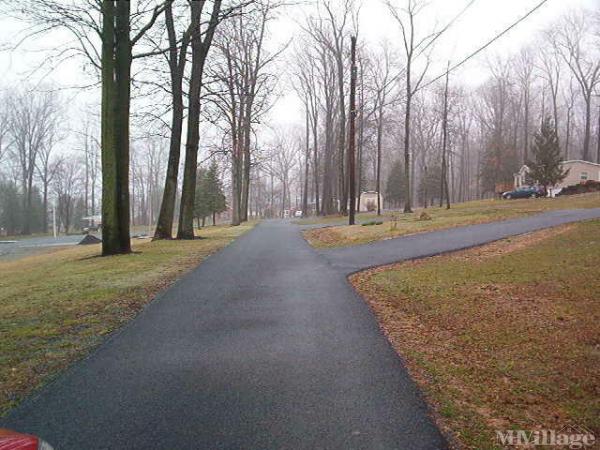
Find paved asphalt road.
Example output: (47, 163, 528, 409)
(320, 208, 600, 273)
(3, 208, 600, 449)
(0, 234, 104, 261)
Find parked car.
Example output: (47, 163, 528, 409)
(82, 224, 101, 233)
(294, 210, 303, 218)
(502, 186, 545, 199)
(0, 428, 54, 449)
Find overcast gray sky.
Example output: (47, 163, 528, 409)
(0, 0, 597, 147)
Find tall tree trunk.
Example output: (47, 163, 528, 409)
(583, 94, 592, 161)
(241, 128, 251, 222)
(376, 103, 383, 216)
(347, 36, 357, 225)
(177, 3, 203, 240)
(523, 90, 529, 163)
(356, 62, 364, 213)
(101, 0, 130, 255)
(440, 66, 450, 209)
(403, 61, 413, 213)
(177, 1, 221, 238)
(114, 0, 132, 252)
(336, 54, 347, 215)
(312, 111, 320, 216)
(154, 2, 189, 240)
(42, 183, 48, 234)
(231, 139, 241, 225)
(302, 103, 309, 216)
(596, 105, 600, 163)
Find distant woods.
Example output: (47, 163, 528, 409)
(0, 0, 599, 250)
(292, 0, 600, 216)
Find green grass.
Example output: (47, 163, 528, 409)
(303, 192, 600, 248)
(0, 222, 255, 415)
(351, 220, 600, 449)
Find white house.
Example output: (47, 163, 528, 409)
(514, 160, 600, 190)
(557, 160, 600, 187)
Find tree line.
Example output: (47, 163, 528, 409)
(1, 0, 598, 252)
(291, 1, 599, 216)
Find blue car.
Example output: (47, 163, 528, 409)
(502, 186, 544, 199)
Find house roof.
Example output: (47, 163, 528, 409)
(516, 160, 600, 177)
(561, 160, 600, 167)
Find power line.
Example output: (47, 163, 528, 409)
(422, 0, 550, 89)
(417, 0, 477, 58)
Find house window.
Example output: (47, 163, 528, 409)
(581, 171, 588, 181)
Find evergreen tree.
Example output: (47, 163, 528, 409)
(527, 117, 569, 192)
(194, 162, 227, 227)
(385, 160, 405, 209)
(194, 167, 210, 227)
(205, 161, 227, 225)
(418, 164, 442, 207)
(0, 179, 22, 235)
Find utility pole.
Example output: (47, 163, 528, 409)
(348, 36, 357, 225)
(596, 103, 600, 164)
(52, 198, 57, 239)
(440, 62, 451, 209)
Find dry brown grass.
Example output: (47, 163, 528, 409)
(350, 221, 600, 449)
(305, 192, 600, 248)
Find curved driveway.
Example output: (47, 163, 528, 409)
(2, 208, 599, 449)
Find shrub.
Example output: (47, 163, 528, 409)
(362, 220, 383, 226)
(557, 180, 600, 196)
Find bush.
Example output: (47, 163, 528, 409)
(362, 220, 383, 226)
(557, 180, 600, 196)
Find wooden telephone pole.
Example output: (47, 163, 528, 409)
(348, 36, 357, 225)
(440, 62, 451, 209)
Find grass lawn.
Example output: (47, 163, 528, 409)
(303, 192, 600, 248)
(293, 211, 385, 225)
(350, 220, 600, 449)
(0, 222, 255, 416)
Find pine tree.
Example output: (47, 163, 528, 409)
(194, 162, 227, 227)
(528, 117, 569, 192)
(194, 167, 210, 227)
(385, 160, 405, 209)
(206, 161, 227, 225)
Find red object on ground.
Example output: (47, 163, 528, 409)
(0, 429, 40, 450)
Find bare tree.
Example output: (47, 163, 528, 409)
(554, 10, 600, 161)
(514, 47, 536, 163)
(36, 132, 62, 233)
(9, 0, 167, 252)
(0, 97, 8, 165)
(177, 0, 222, 239)
(7, 90, 59, 235)
(321, 0, 354, 215)
(387, 0, 434, 213)
(293, 35, 324, 216)
(368, 41, 398, 215)
(537, 43, 560, 147)
(153, 0, 193, 239)
(53, 159, 81, 234)
(270, 132, 298, 216)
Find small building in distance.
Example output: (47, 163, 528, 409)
(359, 191, 383, 212)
